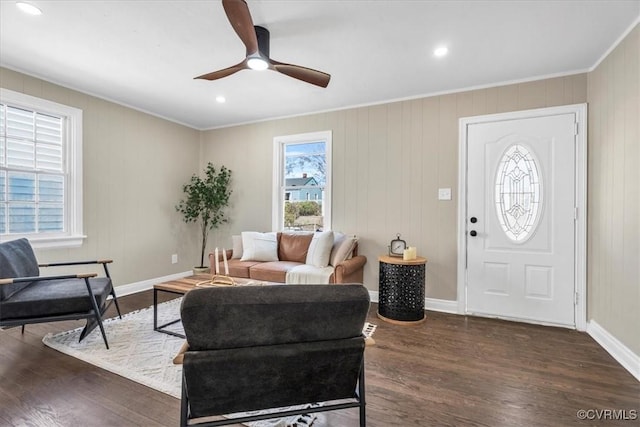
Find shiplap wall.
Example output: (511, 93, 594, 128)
(587, 24, 639, 355)
(0, 67, 201, 285)
(201, 73, 587, 300)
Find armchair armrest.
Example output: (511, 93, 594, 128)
(39, 259, 113, 267)
(39, 259, 114, 280)
(173, 341, 189, 365)
(0, 272, 97, 285)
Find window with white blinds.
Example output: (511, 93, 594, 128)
(0, 88, 84, 248)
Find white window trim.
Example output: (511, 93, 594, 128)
(0, 88, 85, 249)
(272, 130, 332, 232)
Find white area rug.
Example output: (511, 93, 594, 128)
(43, 298, 375, 427)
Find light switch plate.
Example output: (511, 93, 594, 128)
(438, 188, 452, 201)
(171, 254, 178, 264)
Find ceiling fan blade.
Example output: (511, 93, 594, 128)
(194, 60, 248, 81)
(270, 59, 331, 88)
(222, 0, 259, 56)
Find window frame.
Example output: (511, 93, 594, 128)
(0, 88, 84, 248)
(272, 130, 332, 232)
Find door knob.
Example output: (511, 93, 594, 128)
(470, 230, 477, 237)
(470, 217, 477, 223)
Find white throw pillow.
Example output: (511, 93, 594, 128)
(240, 232, 279, 262)
(330, 233, 358, 266)
(305, 231, 334, 268)
(231, 235, 243, 259)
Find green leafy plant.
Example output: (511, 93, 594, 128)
(176, 163, 232, 268)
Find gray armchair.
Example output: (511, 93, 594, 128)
(0, 238, 121, 348)
(179, 284, 371, 427)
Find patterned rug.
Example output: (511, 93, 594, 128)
(42, 298, 375, 427)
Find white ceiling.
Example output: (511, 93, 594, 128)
(1, 1, 638, 130)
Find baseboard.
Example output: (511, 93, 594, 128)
(587, 320, 640, 382)
(368, 291, 458, 314)
(114, 271, 192, 297)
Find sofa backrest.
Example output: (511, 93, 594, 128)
(0, 238, 40, 300)
(277, 231, 313, 263)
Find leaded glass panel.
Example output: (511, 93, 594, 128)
(494, 144, 542, 242)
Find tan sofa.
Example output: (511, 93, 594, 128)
(209, 231, 366, 284)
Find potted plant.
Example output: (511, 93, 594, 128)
(176, 163, 232, 273)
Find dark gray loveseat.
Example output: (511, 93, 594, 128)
(179, 284, 371, 426)
(0, 238, 120, 348)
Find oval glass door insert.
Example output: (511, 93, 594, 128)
(494, 144, 542, 242)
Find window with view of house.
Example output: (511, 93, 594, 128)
(273, 131, 331, 232)
(0, 88, 83, 248)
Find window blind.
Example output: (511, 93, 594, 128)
(0, 103, 65, 234)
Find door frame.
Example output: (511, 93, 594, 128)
(456, 104, 587, 331)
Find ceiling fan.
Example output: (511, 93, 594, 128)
(195, 0, 331, 88)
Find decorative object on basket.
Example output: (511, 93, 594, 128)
(403, 246, 418, 261)
(388, 233, 406, 257)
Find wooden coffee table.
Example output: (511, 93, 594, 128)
(153, 275, 266, 338)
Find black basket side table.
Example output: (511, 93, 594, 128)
(378, 255, 427, 324)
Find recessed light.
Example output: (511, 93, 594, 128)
(434, 46, 448, 57)
(16, 2, 42, 15)
(215, 96, 226, 103)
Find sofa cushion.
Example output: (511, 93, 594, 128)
(0, 238, 40, 301)
(330, 233, 358, 267)
(305, 231, 334, 268)
(278, 232, 313, 263)
(249, 261, 303, 283)
(241, 232, 278, 262)
(230, 235, 243, 259)
(0, 277, 112, 320)
(226, 259, 262, 279)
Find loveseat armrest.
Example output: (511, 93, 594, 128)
(334, 255, 367, 284)
(0, 272, 97, 285)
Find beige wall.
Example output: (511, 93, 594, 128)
(201, 74, 587, 300)
(0, 67, 201, 287)
(587, 25, 639, 355)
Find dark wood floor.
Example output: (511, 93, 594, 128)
(1, 290, 638, 427)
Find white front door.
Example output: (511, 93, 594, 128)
(463, 109, 579, 327)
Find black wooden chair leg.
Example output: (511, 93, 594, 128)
(111, 288, 122, 319)
(181, 375, 189, 427)
(21, 325, 25, 334)
(359, 361, 366, 427)
(81, 277, 110, 349)
(103, 263, 122, 319)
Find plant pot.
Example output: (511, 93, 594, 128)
(192, 266, 210, 275)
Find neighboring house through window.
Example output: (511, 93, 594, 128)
(273, 131, 331, 232)
(0, 88, 84, 248)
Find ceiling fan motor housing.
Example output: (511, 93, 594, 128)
(255, 26, 270, 58)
